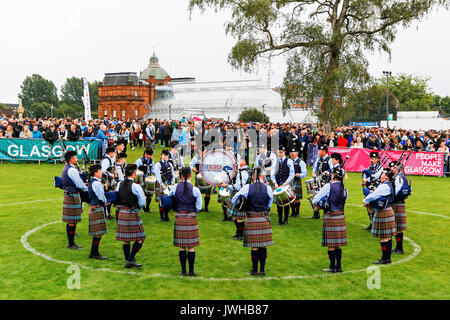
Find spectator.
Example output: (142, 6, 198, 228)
(19, 125, 33, 139)
(67, 125, 80, 141)
(32, 126, 43, 139)
(352, 137, 364, 148)
(44, 124, 59, 144)
(337, 133, 348, 147)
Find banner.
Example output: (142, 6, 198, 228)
(82, 78, 91, 121)
(0, 139, 101, 162)
(328, 147, 445, 177)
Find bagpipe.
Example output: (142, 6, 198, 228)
(392, 151, 413, 202)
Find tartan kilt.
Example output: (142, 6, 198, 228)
(292, 178, 303, 200)
(62, 192, 83, 224)
(155, 181, 163, 202)
(227, 196, 246, 219)
(392, 201, 407, 232)
(173, 211, 200, 248)
(144, 137, 152, 149)
(88, 205, 108, 237)
(371, 207, 397, 238)
(116, 206, 146, 241)
(243, 212, 273, 248)
(322, 211, 347, 248)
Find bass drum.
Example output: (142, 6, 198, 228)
(199, 150, 238, 186)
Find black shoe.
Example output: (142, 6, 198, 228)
(89, 254, 108, 260)
(107, 215, 114, 220)
(160, 218, 165, 222)
(125, 260, 142, 268)
(180, 272, 187, 277)
(392, 248, 404, 255)
(283, 221, 288, 225)
(188, 272, 197, 277)
(237, 236, 244, 241)
(335, 267, 343, 273)
(204, 208, 210, 213)
(373, 259, 391, 265)
(309, 214, 320, 219)
(362, 224, 372, 231)
(322, 268, 336, 273)
(232, 234, 239, 240)
(259, 272, 266, 276)
(249, 270, 259, 276)
(222, 218, 229, 222)
(277, 222, 283, 225)
(143, 208, 149, 213)
(68, 244, 83, 250)
(165, 217, 170, 222)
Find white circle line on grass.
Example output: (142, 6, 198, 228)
(347, 203, 449, 220)
(21, 220, 422, 281)
(0, 198, 63, 207)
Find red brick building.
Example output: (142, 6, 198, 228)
(98, 52, 171, 119)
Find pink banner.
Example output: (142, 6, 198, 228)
(328, 147, 445, 177)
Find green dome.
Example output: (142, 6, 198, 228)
(139, 52, 170, 81)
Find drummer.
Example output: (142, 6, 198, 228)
(135, 148, 155, 213)
(271, 146, 295, 225)
(289, 148, 307, 218)
(221, 159, 251, 239)
(255, 144, 277, 184)
(330, 152, 345, 175)
(310, 145, 333, 219)
(189, 146, 212, 212)
(168, 145, 181, 171)
(231, 167, 274, 276)
(116, 152, 127, 182)
(154, 149, 176, 222)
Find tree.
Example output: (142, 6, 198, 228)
(238, 107, 270, 123)
(89, 81, 99, 112)
(18, 74, 59, 108)
(432, 95, 450, 117)
(189, 0, 448, 130)
(60, 77, 84, 107)
(384, 73, 434, 112)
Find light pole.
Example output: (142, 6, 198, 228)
(51, 105, 54, 118)
(169, 104, 172, 120)
(383, 71, 392, 128)
(262, 104, 266, 123)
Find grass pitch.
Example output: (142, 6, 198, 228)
(0, 145, 449, 300)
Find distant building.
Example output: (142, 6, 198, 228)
(98, 52, 171, 119)
(0, 103, 18, 117)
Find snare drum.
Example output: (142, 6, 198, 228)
(135, 170, 144, 185)
(273, 186, 295, 207)
(305, 179, 315, 195)
(218, 187, 231, 204)
(145, 176, 157, 193)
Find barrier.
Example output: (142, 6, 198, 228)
(0, 139, 101, 163)
(327, 147, 445, 177)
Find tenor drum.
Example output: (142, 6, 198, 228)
(273, 186, 295, 207)
(218, 187, 231, 204)
(195, 173, 209, 190)
(145, 176, 157, 193)
(135, 170, 144, 185)
(305, 179, 316, 195)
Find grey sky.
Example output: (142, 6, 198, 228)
(0, 0, 449, 104)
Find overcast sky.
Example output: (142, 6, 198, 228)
(0, 0, 449, 103)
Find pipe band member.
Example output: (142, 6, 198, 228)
(189, 146, 212, 212)
(361, 152, 383, 231)
(289, 148, 307, 218)
(115, 164, 147, 269)
(255, 144, 277, 185)
(100, 146, 116, 219)
(310, 144, 333, 219)
(154, 149, 175, 222)
(389, 161, 411, 255)
(61, 150, 88, 250)
(222, 159, 251, 240)
(168, 167, 203, 276)
(363, 168, 397, 265)
(271, 146, 295, 225)
(87, 165, 108, 260)
(135, 148, 155, 213)
(232, 168, 274, 276)
(312, 167, 348, 273)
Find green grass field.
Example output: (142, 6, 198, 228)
(0, 145, 449, 300)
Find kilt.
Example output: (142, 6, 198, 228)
(371, 207, 397, 238)
(88, 205, 108, 237)
(62, 192, 83, 224)
(144, 137, 152, 149)
(392, 201, 407, 232)
(227, 196, 246, 219)
(243, 212, 273, 248)
(116, 206, 146, 241)
(292, 178, 303, 200)
(155, 181, 163, 202)
(173, 211, 200, 248)
(321, 211, 347, 248)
